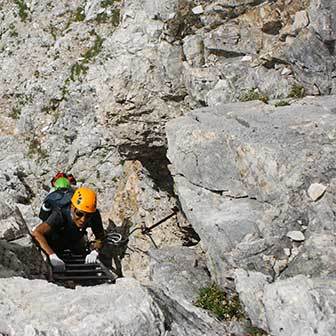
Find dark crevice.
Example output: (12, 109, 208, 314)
(14, 170, 35, 204)
(140, 154, 175, 196)
(324, 40, 335, 55)
(261, 21, 282, 35)
(175, 199, 200, 246)
(262, 57, 289, 69)
(118, 144, 175, 196)
(161, 93, 187, 102)
(207, 49, 246, 58)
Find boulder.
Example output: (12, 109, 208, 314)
(263, 276, 336, 336)
(0, 277, 229, 336)
(166, 96, 336, 282)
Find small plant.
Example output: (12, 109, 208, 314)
(49, 24, 58, 41)
(28, 138, 48, 160)
(288, 84, 305, 98)
(274, 100, 290, 107)
(245, 326, 269, 336)
(68, 33, 104, 81)
(65, 6, 85, 29)
(14, 0, 29, 22)
(95, 9, 120, 26)
(101, 0, 115, 7)
(74, 6, 85, 21)
(195, 283, 245, 320)
(70, 62, 89, 81)
(9, 23, 18, 37)
(82, 33, 104, 61)
(9, 107, 21, 119)
(239, 89, 268, 103)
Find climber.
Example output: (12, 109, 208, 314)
(32, 187, 106, 272)
(50, 172, 76, 188)
(39, 176, 74, 221)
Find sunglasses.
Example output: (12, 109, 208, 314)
(73, 208, 92, 220)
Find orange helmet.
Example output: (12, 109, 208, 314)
(71, 187, 97, 213)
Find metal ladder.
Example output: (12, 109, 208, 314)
(23, 220, 117, 286)
(49, 250, 117, 286)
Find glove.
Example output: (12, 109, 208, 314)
(49, 254, 65, 272)
(85, 250, 99, 264)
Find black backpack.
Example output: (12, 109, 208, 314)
(39, 189, 74, 221)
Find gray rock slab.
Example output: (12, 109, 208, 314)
(0, 277, 166, 336)
(281, 233, 336, 278)
(284, 29, 335, 94)
(171, 176, 264, 284)
(309, 0, 336, 42)
(0, 276, 229, 336)
(167, 96, 336, 282)
(149, 246, 211, 303)
(167, 96, 336, 204)
(235, 269, 270, 332)
(263, 275, 336, 336)
(0, 239, 46, 279)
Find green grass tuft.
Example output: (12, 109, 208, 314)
(274, 100, 290, 107)
(288, 84, 305, 98)
(82, 34, 104, 61)
(14, 0, 29, 22)
(195, 283, 245, 320)
(239, 89, 268, 103)
(9, 107, 21, 119)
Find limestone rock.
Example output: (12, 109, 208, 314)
(307, 183, 327, 201)
(0, 277, 228, 336)
(281, 233, 336, 278)
(167, 96, 336, 283)
(235, 269, 270, 332)
(149, 246, 211, 303)
(286, 230, 305, 242)
(263, 276, 336, 336)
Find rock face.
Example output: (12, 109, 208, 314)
(0, 277, 229, 336)
(235, 270, 336, 336)
(0, 0, 336, 335)
(0, 0, 335, 236)
(166, 95, 336, 334)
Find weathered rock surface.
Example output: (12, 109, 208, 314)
(149, 245, 211, 302)
(0, 238, 46, 279)
(167, 96, 336, 259)
(0, 277, 229, 336)
(167, 96, 336, 334)
(0, 0, 336, 335)
(0, 0, 334, 252)
(235, 270, 336, 336)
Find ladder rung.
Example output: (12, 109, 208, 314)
(61, 258, 85, 263)
(65, 263, 101, 268)
(53, 275, 111, 281)
(63, 269, 104, 274)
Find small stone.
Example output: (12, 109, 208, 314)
(281, 67, 292, 76)
(292, 10, 309, 32)
(307, 183, 327, 201)
(286, 231, 305, 242)
(167, 12, 176, 20)
(241, 55, 252, 62)
(192, 6, 204, 15)
(284, 248, 291, 257)
(273, 259, 289, 276)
